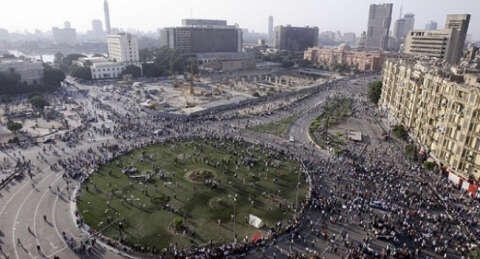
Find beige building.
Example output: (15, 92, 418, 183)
(404, 29, 459, 64)
(196, 52, 256, 72)
(0, 58, 44, 85)
(403, 14, 470, 65)
(107, 33, 139, 65)
(379, 57, 480, 182)
(304, 44, 385, 72)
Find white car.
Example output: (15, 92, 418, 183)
(289, 136, 295, 142)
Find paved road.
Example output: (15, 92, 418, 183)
(0, 75, 377, 259)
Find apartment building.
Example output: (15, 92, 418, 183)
(379, 57, 480, 192)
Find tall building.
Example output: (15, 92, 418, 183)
(274, 25, 319, 52)
(268, 16, 274, 45)
(404, 13, 415, 33)
(393, 18, 407, 40)
(425, 20, 438, 30)
(104, 0, 111, 34)
(92, 19, 104, 34)
(393, 13, 414, 41)
(52, 22, 77, 45)
(445, 14, 471, 63)
(379, 57, 480, 184)
(404, 14, 470, 64)
(404, 29, 459, 64)
(365, 3, 393, 50)
(107, 33, 139, 65)
(160, 20, 242, 54)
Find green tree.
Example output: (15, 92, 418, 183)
(29, 95, 49, 111)
(43, 65, 66, 89)
(368, 81, 383, 104)
(405, 144, 418, 161)
(423, 161, 435, 170)
(392, 125, 408, 140)
(70, 65, 92, 80)
(7, 121, 22, 134)
(121, 65, 142, 78)
(173, 217, 184, 231)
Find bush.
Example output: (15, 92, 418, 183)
(7, 121, 22, 133)
(423, 161, 435, 170)
(29, 95, 49, 110)
(368, 81, 382, 104)
(392, 125, 408, 140)
(8, 136, 19, 144)
(122, 65, 142, 78)
(405, 144, 418, 161)
(173, 217, 184, 231)
(70, 65, 92, 80)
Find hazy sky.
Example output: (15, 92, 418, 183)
(3, 0, 479, 40)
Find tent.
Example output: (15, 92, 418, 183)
(249, 214, 264, 229)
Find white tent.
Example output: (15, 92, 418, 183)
(249, 214, 264, 229)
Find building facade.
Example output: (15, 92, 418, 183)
(404, 29, 459, 64)
(445, 14, 471, 64)
(0, 58, 44, 85)
(160, 26, 242, 54)
(425, 21, 438, 30)
(181, 19, 227, 27)
(104, 0, 111, 34)
(197, 52, 256, 72)
(107, 33, 140, 65)
(268, 16, 274, 45)
(404, 14, 470, 65)
(393, 13, 415, 41)
(52, 22, 77, 45)
(379, 57, 480, 182)
(304, 45, 385, 72)
(90, 61, 126, 80)
(274, 25, 319, 52)
(365, 3, 393, 50)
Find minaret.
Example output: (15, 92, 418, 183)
(104, 0, 111, 34)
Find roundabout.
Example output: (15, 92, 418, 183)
(76, 137, 308, 253)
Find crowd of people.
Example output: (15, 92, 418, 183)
(2, 74, 479, 259)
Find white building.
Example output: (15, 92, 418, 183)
(106, 33, 140, 65)
(0, 58, 44, 85)
(91, 61, 126, 80)
(75, 57, 126, 80)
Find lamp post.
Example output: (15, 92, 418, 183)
(233, 194, 238, 244)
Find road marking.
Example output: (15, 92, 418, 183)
(33, 175, 62, 249)
(12, 172, 57, 259)
(52, 181, 69, 253)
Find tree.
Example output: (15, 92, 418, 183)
(281, 60, 294, 68)
(392, 125, 408, 140)
(405, 144, 418, 161)
(121, 65, 142, 78)
(43, 65, 66, 89)
(368, 81, 383, 104)
(423, 161, 435, 170)
(29, 95, 49, 111)
(7, 121, 22, 134)
(70, 65, 92, 80)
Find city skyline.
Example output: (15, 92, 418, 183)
(1, 0, 479, 40)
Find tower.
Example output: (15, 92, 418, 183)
(268, 16, 274, 45)
(104, 0, 111, 34)
(365, 3, 393, 50)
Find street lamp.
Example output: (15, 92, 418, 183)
(233, 193, 238, 244)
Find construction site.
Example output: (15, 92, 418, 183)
(134, 69, 342, 114)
